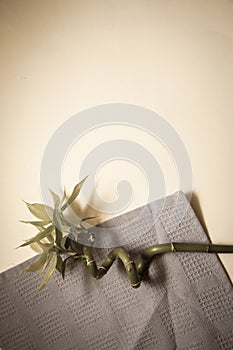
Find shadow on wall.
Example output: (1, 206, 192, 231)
(189, 191, 233, 284)
(189, 191, 210, 238)
(68, 188, 212, 237)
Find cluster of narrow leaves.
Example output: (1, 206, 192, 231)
(19, 177, 90, 291)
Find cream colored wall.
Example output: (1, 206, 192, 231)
(0, 0, 232, 280)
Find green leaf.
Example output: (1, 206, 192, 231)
(29, 242, 44, 253)
(20, 220, 51, 227)
(52, 204, 64, 247)
(59, 236, 67, 250)
(35, 225, 45, 232)
(53, 208, 62, 230)
(61, 176, 88, 211)
(60, 187, 67, 207)
(39, 252, 53, 275)
(64, 237, 71, 249)
(55, 227, 62, 247)
(24, 202, 54, 221)
(55, 255, 63, 274)
(29, 240, 53, 254)
(19, 225, 54, 247)
(80, 216, 97, 231)
(38, 254, 57, 291)
(61, 256, 72, 279)
(46, 232, 55, 244)
(60, 236, 71, 252)
(49, 189, 60, 208)
(36, 241, 54, 253)
(21, 253, 47, 273)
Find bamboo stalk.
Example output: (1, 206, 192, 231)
(81, 243, 233, 288)
(83, 246, 141, 288)
(83, 246, 98, 279)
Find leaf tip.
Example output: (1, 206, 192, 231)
(15, 245, 22, 249)
(82, 175, 89, 183)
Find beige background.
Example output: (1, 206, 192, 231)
(0, 0, 233, 280)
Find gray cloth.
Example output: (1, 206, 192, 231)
(0, 191, 232, 350)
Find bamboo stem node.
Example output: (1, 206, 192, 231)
(86, 259, 95, 266)
(171, 242, 176, 252)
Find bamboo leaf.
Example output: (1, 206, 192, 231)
(81, 216, 98, 222)
(64, 237, 71, 249)
(20, 220, 51, 227)
(53, 208, 62, 230)
(49, 189, 60, 208)
(37, 241, 54, 253)
(29, 242, 44, 254)
(52, 206, 63, 247)
(24, 202, 54, 221)
(21, 254, 47, 273)
(61, 256, 72, 279)
(55, 227, 62, 247)
(52, 188, 64, 228)
(38, 254, 57, 291)
(59, 236, 67, 250)
(46, 232, 55, 244)
(56, 255, 63, 274)
(39, 252, 53, 275)
(60, 187, 67, 208)
(61, 176, 88, 211)
(19, 225, 54, 247)
(80, 216, 97, 231)
(35, 225, 45, 232)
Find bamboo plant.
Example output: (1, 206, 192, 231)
(19, 178, 233, 291)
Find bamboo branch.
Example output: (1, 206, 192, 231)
(82, 243, 233, 288)
(20, 181, 233, 290)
